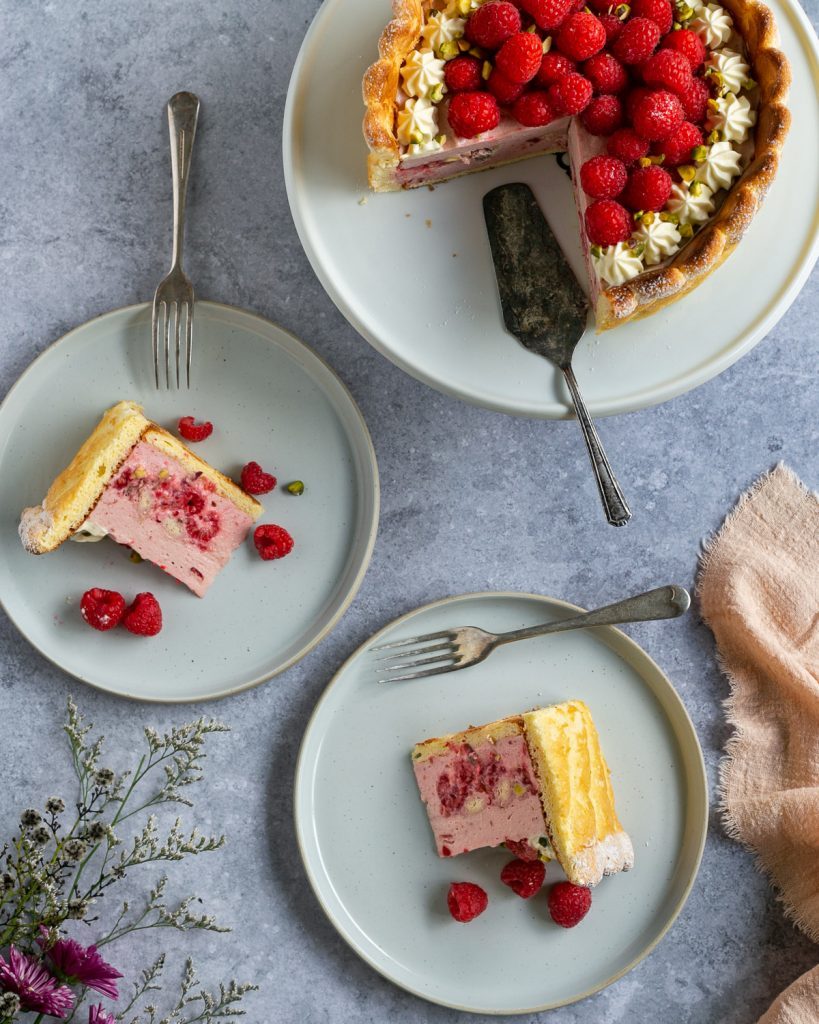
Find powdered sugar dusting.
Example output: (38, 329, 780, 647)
(569, 829, 635, 887)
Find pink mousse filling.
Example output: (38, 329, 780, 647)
(88, 441, 253, 597)
(413, 733, 546, 857)
(396, 109, 571, 188)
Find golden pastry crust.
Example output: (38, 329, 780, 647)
(411, 714, 524, 762)
(596, 0, 791, 329)
(362, 0, 423, 191)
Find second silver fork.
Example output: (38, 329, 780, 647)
(373, 585, 691, 682)
(152, 91, 200, 389)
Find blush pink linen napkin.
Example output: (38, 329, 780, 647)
(698, 465, 819, 1024)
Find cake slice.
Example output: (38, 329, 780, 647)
(412, 699, 634, 886)
(19, 401, 262, 597)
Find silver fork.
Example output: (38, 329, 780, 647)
(152, 91, 200, 389)
(373, 585, 690, 682)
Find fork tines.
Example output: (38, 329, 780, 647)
(152, 295, 193, 389)
(372, 630, 461, 683)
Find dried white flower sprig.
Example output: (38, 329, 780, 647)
(0, 700, 257, 1024)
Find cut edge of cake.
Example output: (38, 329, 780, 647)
(19, 400, 262, 555)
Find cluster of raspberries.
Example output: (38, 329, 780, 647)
(439, 0, 719, 247)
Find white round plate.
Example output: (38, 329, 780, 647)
(283, 0, 819, 419)
(295, 592, 708, 1014)
(0, 302, 379, 702)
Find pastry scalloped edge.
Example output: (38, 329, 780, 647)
(596, 0, 791, 330)
(567, 829, 635, 888)
(362, 0, 424, 192)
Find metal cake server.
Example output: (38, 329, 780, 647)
(483, 182, 631, 527)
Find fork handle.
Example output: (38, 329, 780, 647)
(167, 92, 200, 268)
(494, 585, 690, 648)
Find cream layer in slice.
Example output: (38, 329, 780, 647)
(412, 716, 547, 858)
(87, 440, 255, 597)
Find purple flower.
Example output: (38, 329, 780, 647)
(38, 928, 123, 999)
(88, 1004, 116, 1024)
(0, 945, 74, 1018)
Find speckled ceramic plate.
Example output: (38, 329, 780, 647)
(0, 302, 379, 702)
(283, 0, 819, 419)
(295, 592, 708, 1014)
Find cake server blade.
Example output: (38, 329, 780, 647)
(483, 182, 631, 527)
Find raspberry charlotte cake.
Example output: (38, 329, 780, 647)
(363, 0, 790, 327)
(19, 401, 262, 597)
(412, 699, 634, 886)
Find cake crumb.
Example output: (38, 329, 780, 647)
(405, 212, 411, 218)
(452, 252, 458, 258)
(358, 196, 368, 206)
(425, 219, 432, 228)
(427, 184, 436, 191)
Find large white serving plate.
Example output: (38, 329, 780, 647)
(0, 301, 379, 702)
(283, 0, 819, 418)
(295, 592, 708, 1013)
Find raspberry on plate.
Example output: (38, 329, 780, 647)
(254, 523, 295, 561)
(487, 68, 526, 105)
(547, 71, 593, 115)
(536, 50, 576, 87)
(448, 91, 501, 137)
(519, 0, 574, 31)
(607, 126, 651, 163)
(80, 588, 126, 632)
(240, 461, 277, 495)
(621, 164, 673, 210)
(580, 154, 628, 199)
(631, 88, 684, 140)
(444, 55, 482, 93)
(679, 75, 709, 123)
(555, 11, 606, 61)
(512, 90, 556, 126)
(495, 31, 544, 83)
(582, 51, 628, 94)
(447, 882, 489, 922)
(642, 49, 693, 96)
(548, 882, 592, 927)
(500, 858, 546, 899)
(653, 120, 703, 165)
(177, 416, 213, 442)
(612, 17, 661, 65)
(580, 93, 623, 135)
(121, 592, 163, 637)
(585, 198, 632, 246)
(465, 1, 522, 49)
(660, 28, 707, 71)
(630, 0, 673, 34)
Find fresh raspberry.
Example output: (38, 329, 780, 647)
(495, 32, 544, 83)
(548, 882, 592, 927)
(487, 68, 526, 104)
(607, 126, 651, 162)
(240, 461, 277, 495)
(555, 12, 606, 60)
(653, 119, 703, 165)
(512, 90, 555, 125)
(679, 74, 709, 122)
(547, 71, 593, 115)
(447, 91, 501, 137)
(536, 51, 576, 87)
(580, 93, 623, 134)
(500, 858, 546, 898)
(630, 0, 673, 33)
(177, 416, 213, 442)
(621, 164, 673, 210)
(598, 12, 624, 44)
(612, 17, 660, 64)
(631, 88, 684, 140)
(465, 1, 522, 49)
(585, 198, 632, 245)
(447, 882, 489, 923)
(587, 0, 615, 12)
(642, 49, 693, 96)
(121, 593, 163, 637)
(505, 838, 541, 862)
(80, 588, 126, 632)
(625, 85, 651, 121)
(519, 0, 574, 31)
(444, 55, 482, 93)
(254, 523, 294, 560)
(579, 154, 628, 198)
(661, 28, 707, 71)
(582, 51, 628, 93)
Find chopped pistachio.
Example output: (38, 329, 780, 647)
(435, 133, 447, 146)
(659, 211, 680, 224)
(630, 242, 647, 258)
(439, 39, 459, 59)
(590, 244, 603, 258)
(158, 468, 170, 479)
(678, 163, 696, 182)
(707, 128, 722, 144)
(134, 467, 146, 478)
(689, 180, 704, 196)
(542, 35, 552, 52)
(129, 550, 143, 564)
(638, 156, 652, 168)
(640, 211, 656, 226)
(679, 222, 694, 238)
(707, 97, 719, 110)
(429, 83, 444, 103)
(677, 3, 694, 18)
(615, 2, 630, 17)
(468, 45, 486, 58)
(409, 130, 425, 145)
(743, 77, 757, 90)
(672, 20, 681, 29)
(456, 0, 471, 14)
(286, 480, 305, 496)
(691, 144, 708, 163)
(632, 209, 644, 221)
(481, 59, 492, 80)
(457, 37, 471, 51)
(525, 22, 538, 31)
